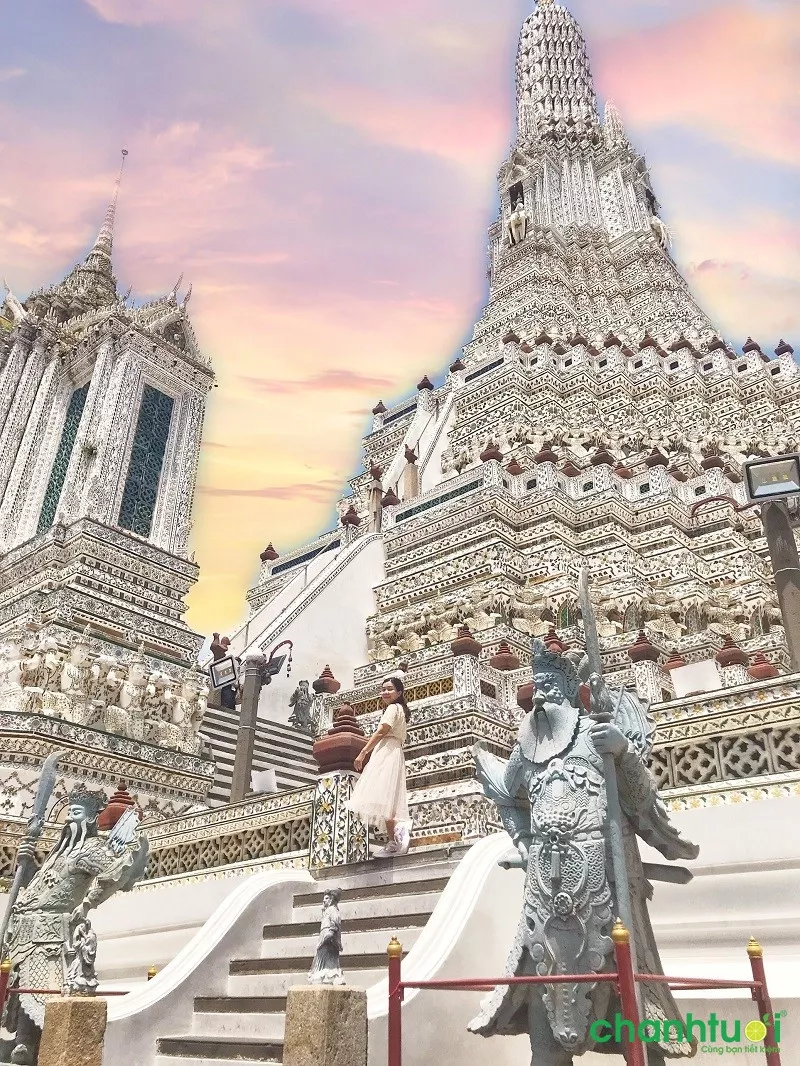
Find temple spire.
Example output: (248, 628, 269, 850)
(516, 1, 599, 142)
(83, 149, 128, 277)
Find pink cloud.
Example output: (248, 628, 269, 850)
(596, 4, 800, 166)
(199, 479, 343, 502)
(306, 87, 506, 170)
(81, 0, 205, 25)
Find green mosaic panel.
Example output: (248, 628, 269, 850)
(37, 382, 89, 533)
(118, 384, 174, 538)
(395, 479, 482, 524)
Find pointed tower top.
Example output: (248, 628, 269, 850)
(516, 1, 599, 142)
(168, 272, 184, 304)
(84, 149, 128, 278)
(603, 100, 630, 150)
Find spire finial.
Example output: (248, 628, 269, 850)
(85, 148, 128, 275)
(168, 272, 184, 304)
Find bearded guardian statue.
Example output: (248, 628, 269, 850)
(288, 681, 315, 734)
(469, 639, 699, 1065)
(0, 785, 148, 1064)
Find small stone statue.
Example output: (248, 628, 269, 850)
(307, 888, 345, 986)
(64, 917, 99, 995)
(507, 196, 529, 246)
(55, 630, 93, 725)
(649, 212, 671, 250)
(20, 636, 63, 714)
(288, 680, 315, 734)
(104, 649, 148, 740)
(2, 279, 28, 324)
(0, 636, 24, 712)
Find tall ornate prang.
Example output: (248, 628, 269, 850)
(482, 0, 715, 346)
(229, 0, 799, 850)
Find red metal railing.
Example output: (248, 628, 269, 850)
(386, 922, 781, 1066)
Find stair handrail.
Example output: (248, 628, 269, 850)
(106, 868, 314, 1023)
(365, 833, 513, 1018)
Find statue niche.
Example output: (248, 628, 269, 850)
(506, 182, 530, 246)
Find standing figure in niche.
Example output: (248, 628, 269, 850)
(345, 671, 412, 858)
(508, 196, 530, 245)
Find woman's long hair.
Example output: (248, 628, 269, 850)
(386, 677, 411, 723)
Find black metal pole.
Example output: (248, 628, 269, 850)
(230, 654, 267, 803)
(760, 500, 800, 672)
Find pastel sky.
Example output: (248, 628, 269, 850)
(1, 0, 798, 637)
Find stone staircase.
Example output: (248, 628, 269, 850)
(153, 843, 469, 1065)
(200, 707, 317, 804)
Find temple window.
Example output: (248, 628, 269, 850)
(118, 385, 174, 538)
(37, 382, 90, 533)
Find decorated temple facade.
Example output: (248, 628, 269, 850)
(226, 0, 799, 839)
(0, 154, 216, 820)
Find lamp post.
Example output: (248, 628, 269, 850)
(229, 640, 293, 804)
(691, 453, 800, 672)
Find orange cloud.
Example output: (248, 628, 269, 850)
(241, 369, 393, 395)
(199, 479, 343, 501)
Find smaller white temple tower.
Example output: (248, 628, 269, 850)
(0, 153, 216, 820)
(0, 151, 213, 667)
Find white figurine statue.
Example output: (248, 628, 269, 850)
(507, 197, 529, 246)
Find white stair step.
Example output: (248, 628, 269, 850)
(156, 1058, 275, 1066)
(227, 968, 386, 998)
(260, 926, 423, 959)
(190, 1011, 285, 1042)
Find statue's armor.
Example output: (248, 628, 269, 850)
(471, 708, 698, 1060)
(522, 727, 615, 1049)
(7, 841, 107, 1028)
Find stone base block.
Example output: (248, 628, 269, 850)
(283, 985, 367, 1066)
(37, 996, 108, 1066)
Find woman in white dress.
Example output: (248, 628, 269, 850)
(345, 671, 411, 857)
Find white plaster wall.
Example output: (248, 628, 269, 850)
(418, 397, 456, 496)
(230, 534, 386, 723)
(368, 800, 800, 1066)
(92, 866, 270, 988)
(102, 870, 314, 1066)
